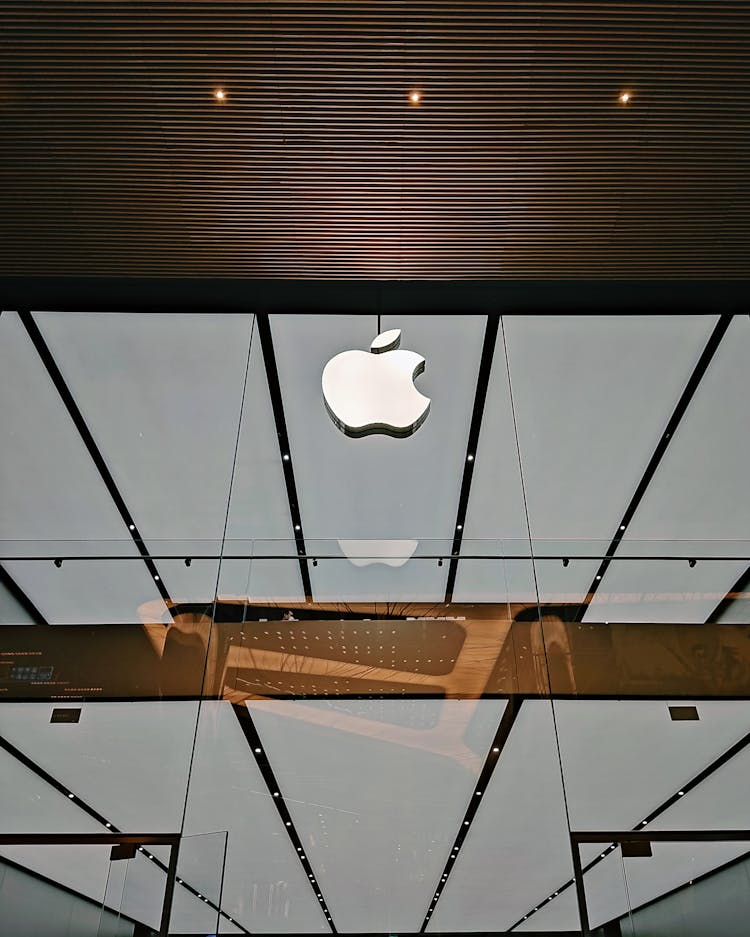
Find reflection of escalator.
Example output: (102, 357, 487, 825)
(0, 855, 152, 936)
(592, 851, 750, 937)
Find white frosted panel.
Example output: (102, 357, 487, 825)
(270, 315, 485, 541)
(0, 747, 104, 834)
(33, 312, 254, 542)
(428, 701, 576, 933)
(515, 884, 580, 933)
(0, 311, 135, 541)
(225, 325, 300, 542)
(503, 315, 716, 541)
(453, 558, 537, 605)
(649, 743, 750, 832)
(248, 698, 504, 933)
(592, 316, 750, 623)
(0, 701, 200, 831)
(460, 326, 532, 544)
(2, 559, 166, 625)
(183, 701, 329, 933)
(218, 558, 305, 604)
(555, 700, 750, 831)
(309, 554, 446, 603)
(0, 580, 36, 624)
(586, 558, 748, 623)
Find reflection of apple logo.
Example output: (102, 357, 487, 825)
(322, 329, 431, 438)
(338, 539, 419, 567)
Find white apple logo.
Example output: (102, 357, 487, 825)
(322, 329, 431, 438)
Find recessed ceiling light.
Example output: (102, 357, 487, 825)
(457, 524, 463, 531)
(128, 524, 135, 531)
(619, 90, 631, 104)
(67, 793, 74, 799)
(154, 574, 160, 581)
(408, 89, 422, 106)
(215, 88, 226, 101)
(273, 791, 279, 797)
(492, 746, 499, 752)
(254, 747, 261, 753)
(596, 574, 601, 580)
(283, 453, 290, 461)
(678, 790, 685, 796)
(467, 454, 474, 461)
(286, 821, 291, 826)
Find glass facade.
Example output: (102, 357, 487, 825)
(1, 312, 749, 935)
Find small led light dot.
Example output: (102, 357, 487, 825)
(254, 747, 261, 753)
(457, 524, 463, 531)
(409, 89, 422, 105)
(154, 574, 160, 581)
(678, 790, 685, 796)
(283, 453, 290, 461)
(215, 88, 226, 101)
(68, 793, 74, 799)
(467, 454, 474, 461)
(129, 524, 135, 531)
(619, 91, 631, 104)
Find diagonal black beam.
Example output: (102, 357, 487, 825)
(419, 695, 523, 931)
(17, 311, 172, 606)
(0, 564, 49, 625)
(509, 722, 750, 930)
(0, 731, 249, 933)
(444, 314, 500, 603)
(575, 314, 734, 622)
(232, 703, 336, 931)
(256, 313, 312, 601)
(706, 565, 750, 623)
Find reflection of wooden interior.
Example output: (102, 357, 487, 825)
(2, 601, 748, 701)
(155, 600, 750, 701)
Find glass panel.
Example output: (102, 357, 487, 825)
(0, 842, 165, 937)
(619, 840, 750, 937)
(169, 831, 228, 935)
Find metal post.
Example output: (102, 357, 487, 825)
(570, 837, 591, 937)
(159, 837, 181, 937)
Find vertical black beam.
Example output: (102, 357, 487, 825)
(445, 314, 499, 603)
(255, 313, 312, 601)
(17, 311, 172, 605)
(158, 839, 181, 937)
(575, 314, 733, 621)
(570, 838, 592, 937)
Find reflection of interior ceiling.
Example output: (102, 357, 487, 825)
(1, 311, 749, 932)
(1, 2, 749, 278)
(1, 698, 749, 933)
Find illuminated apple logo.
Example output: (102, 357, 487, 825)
(322, 329, 431, 438)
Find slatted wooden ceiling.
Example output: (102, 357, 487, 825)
(1, 2, 748, 279)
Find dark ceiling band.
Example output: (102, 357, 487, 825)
(508, 723, 750, 930)
(445, 314, 500, 603)
(256, 312, 313, 601)
(419, 695, 522, 931)
(706, 565, 750, 623)
(16, 311, 172, 606)
(574, 313, 734, 622)
(232, 703, 336, 931)
(0, 564, 49, 625)
(0, 732, 249, 934)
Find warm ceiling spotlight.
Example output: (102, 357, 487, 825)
(408, 88, 422, 106)
(618, 90, 632, 105)
(214, 87, 226, 102)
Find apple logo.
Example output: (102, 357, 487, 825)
(322, 329, 431, 438)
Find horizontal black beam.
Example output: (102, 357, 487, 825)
(3, 553, 749, 562)
(0, 833, 180, 846)
(3, 277, 748, 315)
(573, 829, 750, 844)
